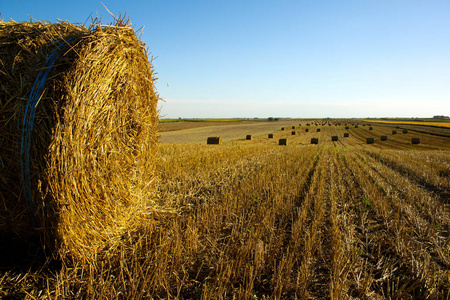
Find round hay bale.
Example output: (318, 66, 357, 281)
(381, 135, 388, 141)
(305, 129, 309, 132)
(345, 126, 349, 129)
(207, 137, 222, 144)
(366, 137, 375, 144)
(403, 129, 408, 134)
(246, 135, 253, 140)
(0, 20, 159, 262)
(268, 134, 273, 139)
(355, 125, 359, 128)
(392, 130, 397, 134)
(291, 131, 296, 135)
(278, 138, 287, 146)
(411, 137, 420, 144)
(311, 138, 319, 144)
(344, 133, 349, 137)
(369, 127, 373, 130)
(281, 127, 285, 130)
(292, 126, 295, 129)
(331, 136, 338, 141)
(316, 128, 321, 132)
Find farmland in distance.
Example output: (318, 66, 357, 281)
(2, 119, 450, 299)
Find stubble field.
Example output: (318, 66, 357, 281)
(1, 119, 450, 299)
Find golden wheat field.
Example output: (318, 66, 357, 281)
(1, 119, 450, 299)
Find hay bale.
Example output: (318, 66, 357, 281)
(305, 129, 309, 132)
(306, 123, 310, 126)
(344, 133, 349, 137)
(0, 20, 159, 262)
(331, 136, 338, 141)
(392, 130, 397, 134)
(246, 135, 253, 140)
(369, 127, 373, 130)
(281, 127, 285, 130)
(317, 128, 321, 132)
(411, 137, 420, 144)
(292, 126, 295, 129)
(381, 135, 388, 141)
(311, 138, 319, 144)
(355, 125, 359, 128)
(366, 137, 375, 144)
(403, 129, 408, 134)
(268, 134, 273, 139)
(291, 131, 296, 135)
(207, 137, 222, 144)
(279, 138, 287, 146)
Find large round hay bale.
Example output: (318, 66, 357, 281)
(331, 136, 338, 141)
(268, 134, 273, 139)
(344, 133, 349, 137)
(311, 138, 319, 144)
(366, 137, 375, 144)
(207, 137, 222, 144)
(381, 135, 388, 141)
(411, 137, 420, 144)
(0, 20, 159, 262)
(278, 138, 287, 146)
(246, 135, 253, 140)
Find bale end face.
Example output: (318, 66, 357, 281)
(411, 137, 420, 144)
(207, 137, 222, 144)
(279, 138, 287, 146)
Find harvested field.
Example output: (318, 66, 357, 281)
(2, 119, 450, 299)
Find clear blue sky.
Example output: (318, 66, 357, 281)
(2, 1, 450, 118)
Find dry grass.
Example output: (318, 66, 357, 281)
(2, 113, 450, 299)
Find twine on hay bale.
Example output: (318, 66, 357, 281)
(279, 138, 287, 146)
(207, 137, 222, 144)
(0, 19, 160, 263)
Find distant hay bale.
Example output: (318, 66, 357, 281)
(369, 127, 373, 130)
(291, 131, 296, 135)
(207, 137, 222, 144)
(344, 133, 349, 137)
(292, 126, 296, 129)
(381, 135, 388, 141)
(367, 137, 375, 144)
(317, 128, 321, 132)
(246, 135, 253, 140)
(331, 136, 338, 141)
(306, 123, 310, 126)
(281, 127, 285, 130)
(279, 138, 287, 146)
(403, 129, 408, 134)
(392, 130, 397, 134)
(305, 129, 309, 132)
(396, 126, 400, 129)
(298, 124, 302, 126)
(355, 125, 359, 128)
(268, 134, 273, 139)
(411, 137, 420, 144)
(0, 19, 160, 263)
(311, 138, 319, 144)
(345, 126, 349, 129)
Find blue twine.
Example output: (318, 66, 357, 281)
(20, 37, 76, 226)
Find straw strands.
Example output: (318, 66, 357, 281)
(0, 19, 160, 263)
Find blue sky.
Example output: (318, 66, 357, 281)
(2, 1, 449, 118)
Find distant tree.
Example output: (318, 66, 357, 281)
(433, 115, 449, 119)
(268, 117, 274, 121)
